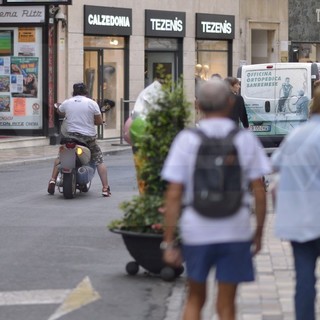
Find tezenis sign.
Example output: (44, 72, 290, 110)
(196, 13, 235, 40)
(145, 10, 185, 37)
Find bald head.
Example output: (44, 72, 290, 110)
(197, 78, 234, 113)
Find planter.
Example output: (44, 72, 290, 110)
(111, 229, 184, 281)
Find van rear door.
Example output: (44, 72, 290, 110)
(273, 63, 310, 136)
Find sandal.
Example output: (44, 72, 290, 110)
(102, 186, 111, 197)
(47, 179, 56, 195)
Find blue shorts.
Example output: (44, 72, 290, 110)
(182, 241, 254, 284)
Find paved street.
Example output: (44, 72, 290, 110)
(0, 147, 180, 320)
(1, 139, 320, 319)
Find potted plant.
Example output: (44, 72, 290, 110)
(108, 74, 190, 280)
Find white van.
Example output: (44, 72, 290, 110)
(237, 63, 319, 147)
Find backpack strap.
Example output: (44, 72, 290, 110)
(223, 127, 241, 153)
(188, 126, 242, 142)
(225, 127, 241, 141)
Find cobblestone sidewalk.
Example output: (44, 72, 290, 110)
(165, 195, 320, 320)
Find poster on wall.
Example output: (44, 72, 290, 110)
(17, 28, 36, 56)
(18, 28, 36, 43)
(0, 30, 13, 56)
(13, 97, 26, 116)
(17, 44, 36, 57)
(10, 56, 38, 98)
(10, 74, 23, 93)
(0, 26, 42, 130)
(0, 75, 10, 92)
(0, 57, 10, 75)
(0, 95, 10, 112)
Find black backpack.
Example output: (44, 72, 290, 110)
(190, 128, 243, 218)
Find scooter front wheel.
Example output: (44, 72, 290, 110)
(63, 170, 77, 199)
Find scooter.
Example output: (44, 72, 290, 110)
(53, 102, 96, 199)
(56, 136, 96, 199)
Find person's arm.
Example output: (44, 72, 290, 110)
(239, 95, 249, 128)
(91, 100, 103, 125)
(56, 104, 65, 117)
(250, 178, 267, 255)
(94, 114, 103, 125)
(162, 182, 184, 267)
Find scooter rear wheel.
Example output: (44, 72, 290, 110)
(63, 170, 77, 199)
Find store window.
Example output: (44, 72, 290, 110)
(291, 43, 320, 63)
(84, 36, 125, 137)
(0, 27, 43, 131)
(195, 13, 234, 80)
(196, 40, 229, 80)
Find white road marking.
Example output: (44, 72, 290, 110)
(48, 277, 101, 320)
(0, 277, 101, 320)
(0, 290, 70, 306)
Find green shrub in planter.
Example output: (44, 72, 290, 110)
(109, 75, 190, 234)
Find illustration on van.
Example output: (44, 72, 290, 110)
(242, 67, 311, 135)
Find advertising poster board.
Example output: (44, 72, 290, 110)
(11, 56, 38, 98)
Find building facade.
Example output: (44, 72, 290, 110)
(239, 0, 289, 65)
(288, 0, 320, 63)
(0, 0, 288, 139)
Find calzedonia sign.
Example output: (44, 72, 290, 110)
(145, 10, 185, 38)
(196, 13, 235, 40)
(84, 5, 132, 36)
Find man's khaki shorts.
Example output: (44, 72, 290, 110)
(66, 132, 104, 165)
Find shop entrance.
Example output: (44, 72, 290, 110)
(251, 30, 276, 64)
(145, 38, 182, 87)
(84, 36, 125, 139)
(145, 52, 177, 86)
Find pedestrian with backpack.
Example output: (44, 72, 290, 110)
(161, 79, 271, 320)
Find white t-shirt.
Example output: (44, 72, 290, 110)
(161, 118, 271, 245)
(59, 95, 101, 137)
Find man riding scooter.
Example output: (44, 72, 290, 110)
(47, 82, 111, 197)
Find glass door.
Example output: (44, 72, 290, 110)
(84, 50, 102, 103)
(84, 49, 104, 138)
(145, 38, 181, 88)
(84, 45, 125, 139)
(145, 52, 177, 87)
(102, 48, 124, 133)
